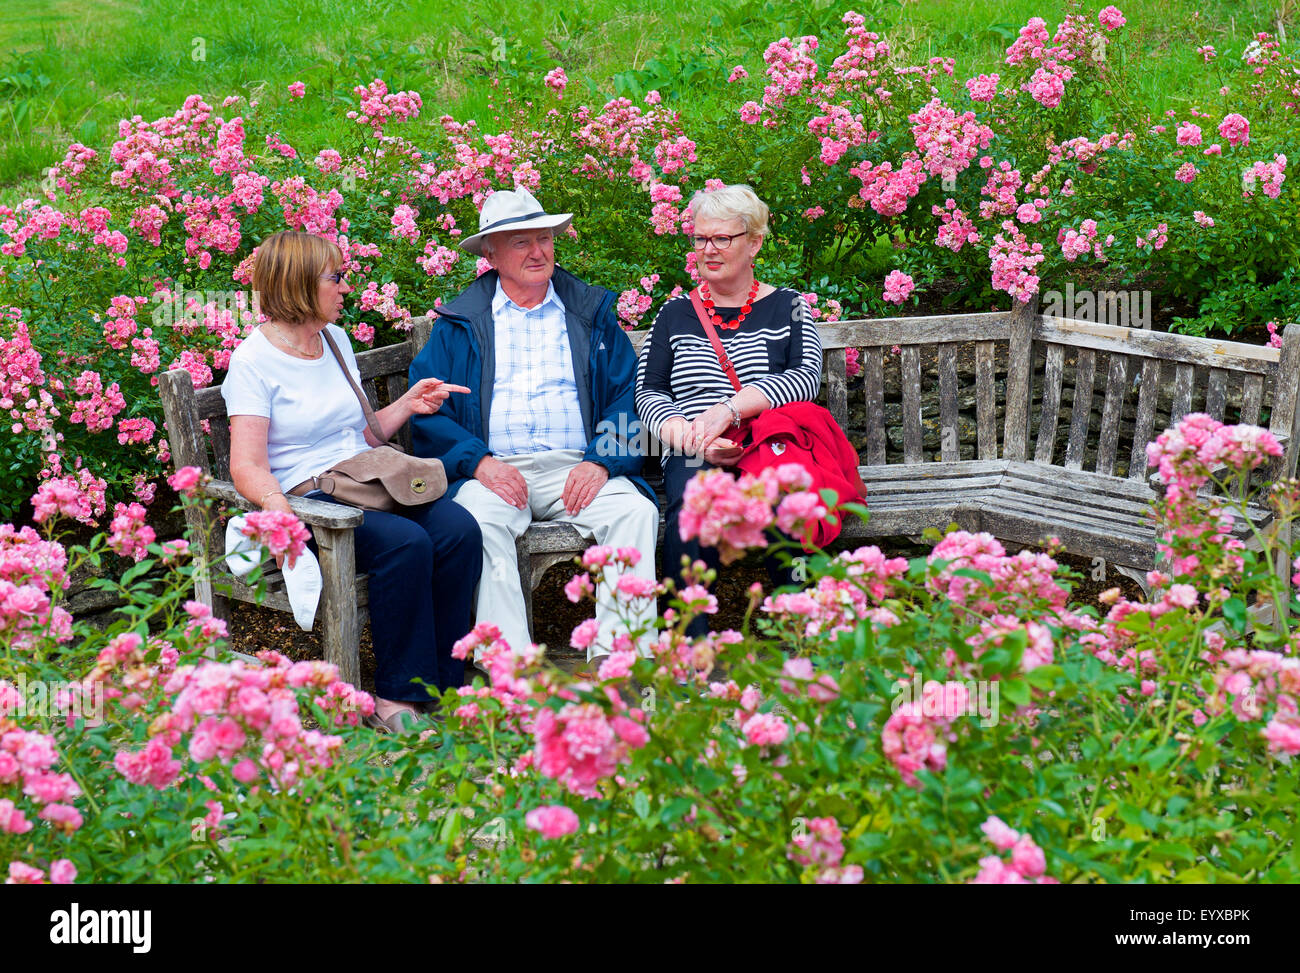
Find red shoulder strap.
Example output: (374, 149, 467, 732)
(689, 287, 742, 393)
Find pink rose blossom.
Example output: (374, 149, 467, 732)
(525, 804, 580, 838)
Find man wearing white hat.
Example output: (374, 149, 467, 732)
(409, 187, 659, 667)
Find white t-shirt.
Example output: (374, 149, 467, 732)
(221, 324, 370, 492)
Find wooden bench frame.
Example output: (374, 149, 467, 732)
(159, 302, 1300, 683)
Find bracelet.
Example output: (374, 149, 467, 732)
(722, 399, 742, 429)
(259, 489, 285, 508)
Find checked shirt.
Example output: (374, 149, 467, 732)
(487, 280, 587, 456)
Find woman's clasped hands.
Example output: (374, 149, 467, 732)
(665, 404, 745, 466)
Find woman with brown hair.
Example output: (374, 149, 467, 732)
(223, 230, 481, 733)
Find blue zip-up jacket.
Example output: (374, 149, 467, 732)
(409, 265, 652, 502)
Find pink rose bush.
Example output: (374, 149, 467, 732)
(788, 817, 862, 884)
(678, 463, 830, 564)
(970, 817, 1058, 883)
(525, 804, 579, 838)
(111, 649, 370, 790)
(239, 509, 311, 563)
(7, 406, 1300, 883)
(1, 6, 1298, 883)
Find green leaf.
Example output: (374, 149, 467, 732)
(1024, 664, 1063, 689)
(1000, 678, 1031, 707)
(815, 740, 840, 774)
(633, 790, 651, 820)
(1223, 597, 1248, 632)
(1148, 842, 1196, 862)
(661, 797, 694, 822)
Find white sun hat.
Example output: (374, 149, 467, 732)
(459, 186, 573, 255)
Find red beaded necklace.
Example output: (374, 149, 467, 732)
(699, 279, 760, 331)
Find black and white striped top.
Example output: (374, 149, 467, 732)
(635, 287, 823, 450)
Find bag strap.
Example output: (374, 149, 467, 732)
(320, 328, 389, 446)
(689, 287, 742, 393)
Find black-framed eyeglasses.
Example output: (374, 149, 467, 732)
(320, 271, 349, 284)
(691, 232, 748, 251)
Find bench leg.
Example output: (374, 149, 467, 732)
(1114, 564, 1152, 599)
(1271, 520, 1292, 633)
(315, 526, 360, 687)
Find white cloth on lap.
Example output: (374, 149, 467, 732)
(224, 515, 322, 631)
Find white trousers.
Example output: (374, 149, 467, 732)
(453, 449, 659, 660)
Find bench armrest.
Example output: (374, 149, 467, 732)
(203, 480, 365, 529)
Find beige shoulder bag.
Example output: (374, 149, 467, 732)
(289, 331, 447, 512)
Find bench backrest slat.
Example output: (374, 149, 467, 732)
(159, 313, 1300, 500)
(1035, 344, 1066, 465)
(1240, 372, 1265, 427)
(1129, 358, 1163, 480)
(938, 345, 959, 462)
(1095, 352, 1132, 477)
(1035, 317, 1280, 372)
(817, 312, 1008, 348)
(976, 341, 998, 460)
(1206, 367, 1229, 422)
(1063, 347, 1096, 471)
(825, 348, 848, 428)
(1002, 299, 1037, 461)
(900, 346, 924, 464)
(1171, 362, 1195, 423)
(1271, 324, 1300, 481)
(862, 346, 887, 465)
(209, 417, 232, 480)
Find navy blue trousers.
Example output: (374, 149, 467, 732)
(307, 493, 482, 699)
(660, 455, 798, 638)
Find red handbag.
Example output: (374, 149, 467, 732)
(687, 287, 866, 545)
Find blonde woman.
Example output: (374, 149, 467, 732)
(635, 185, 824, 630)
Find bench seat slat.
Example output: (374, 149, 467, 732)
(843, 505, 981, 537)
(980, 492, 1156, 539)
(860, 459, 1009, 481)
(1003, 461, 1161, 502)
(862, 477, 1005, 498)
(997, 478, 1154, 520)
(978, 509, 1159, 570)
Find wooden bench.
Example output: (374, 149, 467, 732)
(159, 301, 1300, 683)
(806, 298, 1299, 595)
